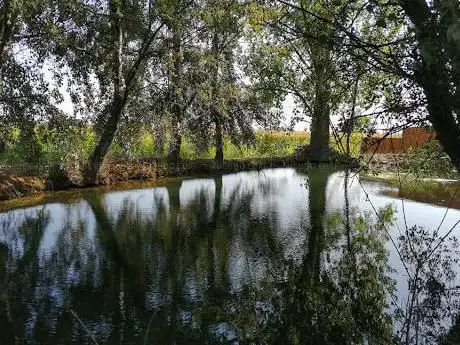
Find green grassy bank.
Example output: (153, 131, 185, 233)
(0, 127, 365, 165)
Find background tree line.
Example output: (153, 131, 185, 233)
(0, 0, 459, 182)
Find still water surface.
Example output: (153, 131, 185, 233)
(0, 167, 459, 344)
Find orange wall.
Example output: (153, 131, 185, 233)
(361, 127, 436, 154)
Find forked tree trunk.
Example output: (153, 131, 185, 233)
(85, 0, 124, 184)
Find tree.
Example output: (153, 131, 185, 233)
(399, 0, 460, 169)
(85, 0, 166, 182)
(0, 0, 64, 163)
(249, 0, 411, 162)
(247, 1, 350, 162)
(159, 0, 201, 162)
(46, 0, 168, 182)
(273, 0, 460, 169)
(186, 0, 265, 163)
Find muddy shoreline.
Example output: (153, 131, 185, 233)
(1, 158, 331, 203)
(361, 172, 460, 210)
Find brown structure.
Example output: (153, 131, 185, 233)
(361, 127, 436, 154)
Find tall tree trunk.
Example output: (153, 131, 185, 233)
(309, 86, 330, 162)
(168, 18, 183, 162)
(211, 30, 224, 163)
(19, 122, 41, 163)
(168, 118, 182, 162)
(421, 70, 460, 170)
(0, 0, 14, 97)
(86, 97, 124, 183)
(400, 0, 460, 170)
(214, 115, 223, 163)
(85, 0, 125, 184)
(308, 47, 332, 163)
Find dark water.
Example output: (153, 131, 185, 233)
(1, 167, 460, 345)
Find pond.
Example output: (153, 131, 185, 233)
(0, 167, 459, 345)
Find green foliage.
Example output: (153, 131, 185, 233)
(1, 127, 376, 164)
(404, 142, 459, 179)
(2, 0, 459, 173)
(223, 131, 307, 159)
(0, 125, 96, 166)
(332, 132, 364, 158)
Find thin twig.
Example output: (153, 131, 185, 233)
(426, 218, 460, 261)
(356, 178, 411, 280)
(70, 309, 99, 345)
(434, 182, 460, 239)
(143, 309, 157, 345)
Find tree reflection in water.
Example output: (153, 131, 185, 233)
(233, 168, 395, 345)
(0, 168, 459, 345)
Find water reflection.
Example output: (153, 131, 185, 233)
(232, 170, 394, 344)
(0, 168, 459, 344)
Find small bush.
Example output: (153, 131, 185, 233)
(405, 142, 458, 179)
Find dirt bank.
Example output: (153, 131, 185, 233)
(1, 157, 319, 202)
(0, 173, 47, 201)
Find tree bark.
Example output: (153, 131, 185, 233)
(86, 97, 124, 183)
(168, 119, 182, 162)
(308, 47, 332, 163)
(214, 115, 223, 163)
(420, 69, 460, 170)
(309, 86, 331, 162)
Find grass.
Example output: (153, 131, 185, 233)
(361, 172, 460, 209)
(0, 126, 367, 166)
(0, 129, 313, 164)
(2, 125, 454, 180)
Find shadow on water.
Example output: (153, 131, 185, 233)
(0, 167, 460, 344)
